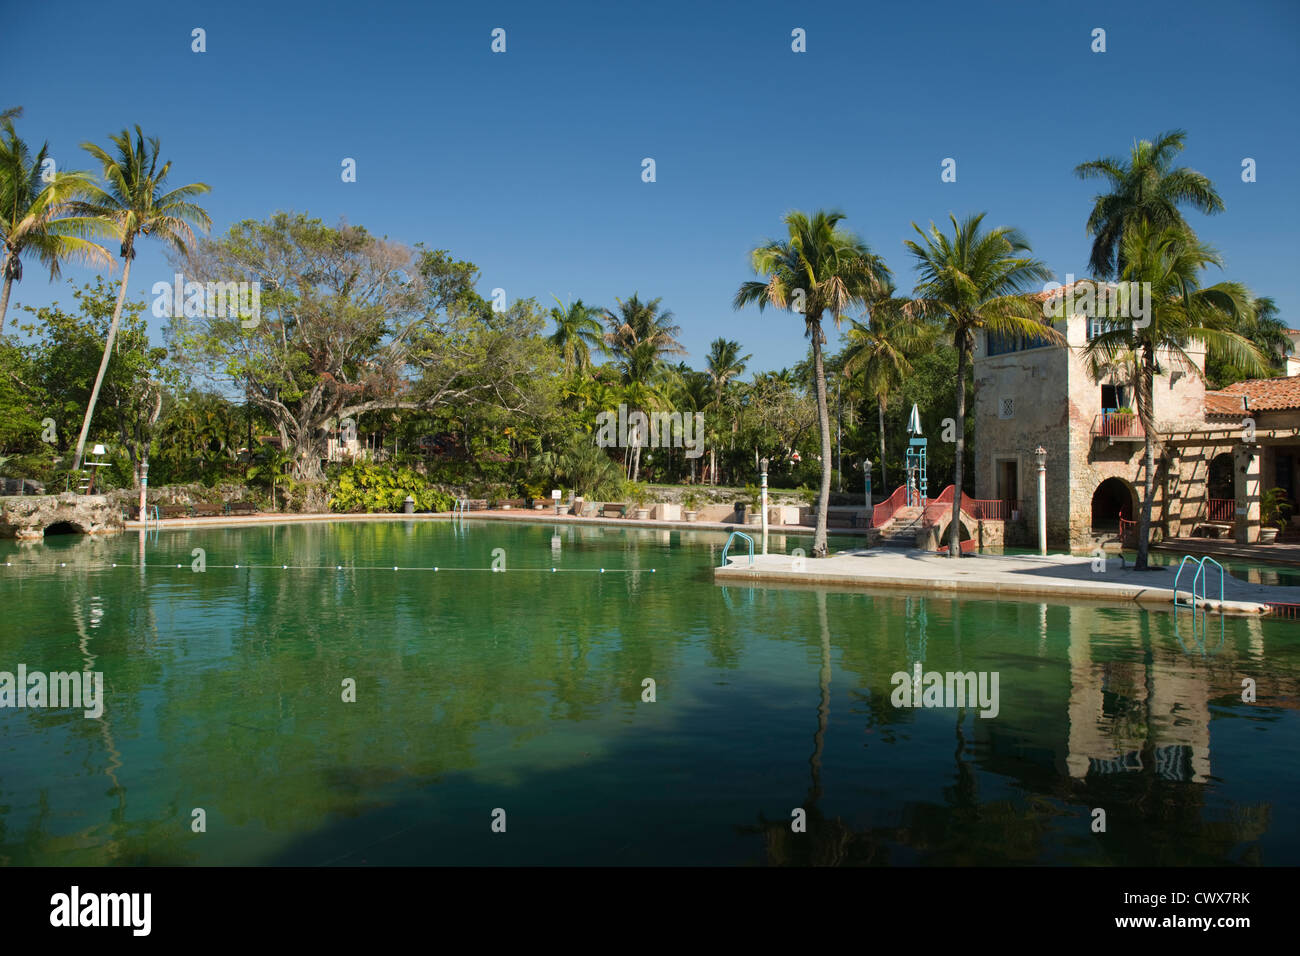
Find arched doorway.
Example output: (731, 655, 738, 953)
(1207, 453, 1234, 500)
(1091, 477, 1136, 531)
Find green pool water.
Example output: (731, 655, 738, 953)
(1, 520, 1296, 866)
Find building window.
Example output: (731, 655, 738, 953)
(999, 397, 1015, 420)
(1100, 384, 1128, 411)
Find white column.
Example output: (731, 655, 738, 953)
(1036, 446, 1047, 556)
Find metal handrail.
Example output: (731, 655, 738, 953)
(1173, 555, 1200, 610)
(1193, 557, 1224, 609)
(720, 530, 755, 568)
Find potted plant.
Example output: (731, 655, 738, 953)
(681, 490, 701, 521)
(629, 482, 651, 519)
(1260, 487, 1292, 543)
(744, 482, 763, 525)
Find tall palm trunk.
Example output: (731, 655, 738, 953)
(877, 395, 887, 492)
(0, 258, 14, 334)
(1135, 344, 1157, 570)
(73, 256, 131, 473)
(811, 320, 832, 558)
(948, 334, 968, 558)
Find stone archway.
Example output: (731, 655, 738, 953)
(1207, 453, 1234, 501)
(1090, 477, 1137, 532)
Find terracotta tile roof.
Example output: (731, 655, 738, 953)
(1217, 375, 1300, 411)
(1030, 279, 1111, 303)
(1205, 391, 1247, 416)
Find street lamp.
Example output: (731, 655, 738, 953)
(1034, 445, 1047, 556)
(760, 457, 770, 554)
(863, 459, 873, 527)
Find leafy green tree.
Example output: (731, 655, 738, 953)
(0, 109, 110, 332)
(1205, 295, 1291, 387)
(735, 210, 890, 557)
(70, 127, 211, 472)
(1082, 222, 1266, 569)
(903, 213, 1060, 557)
(1075, 130, 1223, 279)
(16, 278, 168, 488)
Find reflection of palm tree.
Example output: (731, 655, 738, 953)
(741, 591, 886, 865)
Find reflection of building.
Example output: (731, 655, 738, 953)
(973, 282, 1300, 548)
(1064, 606, 1212, 781)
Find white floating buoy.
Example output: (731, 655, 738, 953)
(282, 565, 287, 569)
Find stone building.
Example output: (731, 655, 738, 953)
(971, 281, 1300, 550)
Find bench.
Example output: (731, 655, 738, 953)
(495, 498, 527, 510)
(532, 498, 552, 510)
(226, 501, 259, 516)
(159, 504, 193, 519)
(601, 503, 628, 519)
(191, 500, 224, 517)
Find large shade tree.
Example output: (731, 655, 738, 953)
(1082, 223, 1266, 569)
(171, 212, 553, 481)
(736, 210, 890, 557)
(70, 126, 211, 472)
(903, 213, 1061, 557)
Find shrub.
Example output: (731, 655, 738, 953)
(329, 462, 455, 513)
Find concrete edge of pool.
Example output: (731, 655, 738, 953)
(713, 549, 1300, 616)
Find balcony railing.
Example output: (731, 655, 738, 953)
(1092, 411, 1144, 439)
(1206, 498, 1234, 523)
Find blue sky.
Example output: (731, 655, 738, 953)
(5, 0, 1298, 372)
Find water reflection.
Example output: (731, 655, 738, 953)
(0, 523, 1295, 866)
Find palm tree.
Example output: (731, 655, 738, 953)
(841, 281, 933, 494)
(248, 443, 295, 511)
(903, 213, 1061, 557)
(548, 297, 606, 374)
(1082, 222, 1266, 569)
(704, 338, 750, 484)
(736, 210, 890, 557)
(0, 111, 110, 332)
(1076, 130, 1223, 279)
(603, 294, 684, 481)
(69, 127, 211, 472)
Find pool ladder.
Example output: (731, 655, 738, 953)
(1173, 555, 1224, 616)
(720, 530, 754, 568)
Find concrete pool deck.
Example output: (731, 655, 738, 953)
(714, 548, 1300, 616)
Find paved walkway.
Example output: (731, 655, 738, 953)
(1153, 537, 1300, 567)
(714, 548, 1300, 615)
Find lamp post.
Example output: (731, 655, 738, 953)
(760, 457, 769, 555)
(1034, 445, 1047, 556)
(138, 457, 148, 522)
(863, 459, 873, 527)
